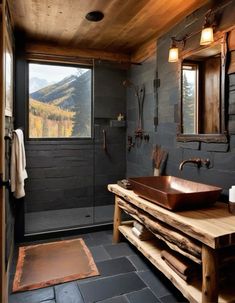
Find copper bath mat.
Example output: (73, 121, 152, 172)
(13, 238, 99, 292)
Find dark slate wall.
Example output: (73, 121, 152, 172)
(25, 141, 94, 213)
(126, 55, 157, 177)
(15, 37, 126, 230)
(127, 0, 235, 197)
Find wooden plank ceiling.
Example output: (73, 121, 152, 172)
(9, 0, 209, 62)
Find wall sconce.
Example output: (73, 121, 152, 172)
(200, 9, 216, 45)
(168, 8, 218, 63)
(168, 37, 185, 63)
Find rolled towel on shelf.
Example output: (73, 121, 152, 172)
(134, 221, 145, 233)
(163, 259, 189, 282)
(132, 222, 154, 241)
(161, 249, 199, 280)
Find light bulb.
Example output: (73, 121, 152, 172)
(200, 27, 214, 45)
(168, 47, 179, 62)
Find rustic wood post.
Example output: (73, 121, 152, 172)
(113, 195, 122, 243)
(202, 244, 218, 303)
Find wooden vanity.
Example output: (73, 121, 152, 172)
(108, 184, 235, 303)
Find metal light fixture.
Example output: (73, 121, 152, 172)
(168, 37, 185, 63)
(168, 8, 218, 63)
(200, 9, 216, 46)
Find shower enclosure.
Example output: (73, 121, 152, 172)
(15, 51, 126, 236)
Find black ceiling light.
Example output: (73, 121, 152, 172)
(85, 11, 104, 22)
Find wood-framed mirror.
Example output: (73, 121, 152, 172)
(177, 33, 228, 143)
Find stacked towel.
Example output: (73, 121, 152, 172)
(132, 221, 153, 241)
(161, 250, 199, 282)
(11, 129, 28, 199)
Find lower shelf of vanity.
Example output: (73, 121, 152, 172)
(118, 221, 235, 303)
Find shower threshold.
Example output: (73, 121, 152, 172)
(25, 205, 114, 235)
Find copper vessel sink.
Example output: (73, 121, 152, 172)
(128, 176, 222, 211)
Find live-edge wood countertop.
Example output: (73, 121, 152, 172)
(108, 184, 235, 249)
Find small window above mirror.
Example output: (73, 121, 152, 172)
(177, 35, 228, 143)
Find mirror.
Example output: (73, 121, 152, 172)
(177, 34, 228, 142)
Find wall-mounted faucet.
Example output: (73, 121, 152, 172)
(179, 158, 210, 171)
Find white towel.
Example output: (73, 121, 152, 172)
(10, 129, 28, 199)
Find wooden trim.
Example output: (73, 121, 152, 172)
(25, 41, 132, 65)
(131, 38, 156, 63)
(176, 133, 228, 143)
(221, 32, 228, 136)
(27, 54, 93, 67)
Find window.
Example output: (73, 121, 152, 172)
(28, 62, 92, 139)
(182, 63, 198, 134)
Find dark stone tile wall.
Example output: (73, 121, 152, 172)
(24, 141, 94, 213)
(126, 55, 157, 177)
(94, 63, 126, 119)
(127, 0, 235, 198)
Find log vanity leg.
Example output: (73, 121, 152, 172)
(113, 195, 122, 243)
(202, 244, 219, 303)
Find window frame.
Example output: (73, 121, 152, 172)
(26, 60, 94, 141)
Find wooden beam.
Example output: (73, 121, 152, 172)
(25, 41, 132, 64)
(131, 38, 156, 63)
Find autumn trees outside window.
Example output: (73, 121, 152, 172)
(28, 62, 92, 139)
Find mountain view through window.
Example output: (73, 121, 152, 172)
(28, 63, 92, 138)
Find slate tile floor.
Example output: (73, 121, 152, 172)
(9, 229, 188, 303)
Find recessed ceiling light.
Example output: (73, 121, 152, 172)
(85, 11, 104, 22)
